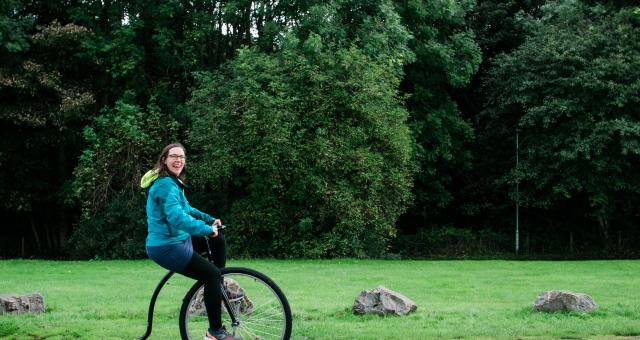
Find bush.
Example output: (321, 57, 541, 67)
(68, 192, 147, 259)
(187, 3, 414, 258)
(69, 94, 178, 258)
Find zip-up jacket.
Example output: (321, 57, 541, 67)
(145, 176, 214, 247)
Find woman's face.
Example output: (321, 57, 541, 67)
(164, 147, 186, 176)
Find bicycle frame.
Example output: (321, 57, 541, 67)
(139, 270, 175, 340)
(139, 236, 238, 340)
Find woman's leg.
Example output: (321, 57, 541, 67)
(192, 233, 227, 269)
(180, 252, 222, 330)
(209, 232, 227, 269)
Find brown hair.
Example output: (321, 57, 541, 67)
(153, 142, 187, 181)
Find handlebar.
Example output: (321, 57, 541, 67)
(203, 225, 226, 260)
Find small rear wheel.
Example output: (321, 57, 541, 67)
(179, 267, 292, 340)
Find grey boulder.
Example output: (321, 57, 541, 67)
(533, 290, 597, 312)
(0, 293, 45, 314)
(353, 285, 417, 316)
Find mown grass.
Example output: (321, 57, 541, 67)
(0, 259, 639, 339)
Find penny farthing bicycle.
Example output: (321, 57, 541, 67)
(139, 227, 292, 340)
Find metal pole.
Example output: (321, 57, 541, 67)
(515, 130, 520, 254)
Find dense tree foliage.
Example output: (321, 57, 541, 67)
(479, 0, 640, 251)
(456, 0, 547, 244)
(1, 0, 638, 258)
(187, 2, 414, 257)
(1, 10, 96, 255)
(67, 0, 310, 258)
(69, 94, 178, 258)
(394, 0, 480, 231)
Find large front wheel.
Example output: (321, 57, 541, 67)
(179, 267, 292, 340)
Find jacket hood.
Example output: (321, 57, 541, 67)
(140, 169, 159, 189)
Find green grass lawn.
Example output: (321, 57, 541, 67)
(1, 259, 639, 339)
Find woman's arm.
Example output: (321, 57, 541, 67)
(155, 181, 214, 237)
(188, 205, 215, 224)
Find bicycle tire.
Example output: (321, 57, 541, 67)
(179, 267, 292, 340)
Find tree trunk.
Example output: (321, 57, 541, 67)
(217, 0, 223, 66)
(598, 215, 610, 249)
(58, 145, 69, 250)
(44, 219, 53, 253)
(28, 213, 41, 254)
(569, 231, 574, 253)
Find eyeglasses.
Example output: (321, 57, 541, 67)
(167, 154, 186, 160)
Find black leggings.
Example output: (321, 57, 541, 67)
(180, 233, 227, 330)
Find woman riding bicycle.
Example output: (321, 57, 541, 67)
(141, 142, 240, 340)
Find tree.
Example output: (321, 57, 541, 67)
(65, 0, 310, 258)
(394, 0, 481, 230)
(69, 93, 178, 258)
(187, 1, 414, 258)
(481, 0, 640, 249)
(0, 17, 96, 255)
(459, 0, 545, 241)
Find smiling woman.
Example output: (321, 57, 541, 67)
(153, 143, 188, 180)
(140, 143, 237, 340)
(165, 148, 186, 176)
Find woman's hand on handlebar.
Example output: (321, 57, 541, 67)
(210, 219, 222, 238)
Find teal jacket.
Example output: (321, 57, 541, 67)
(145, 176, 215, 247)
